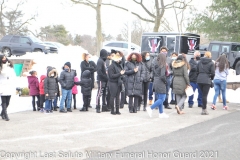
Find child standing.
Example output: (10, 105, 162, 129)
(39, 75, 46, 113)
(44, 67, 58, 114)
(71, 70, 79, 109)
(75, 70, 92, 112)
(27, 71, 40, 111)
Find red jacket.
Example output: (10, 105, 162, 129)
(27, 76, 39, 96)
(39, 75, 46, 95)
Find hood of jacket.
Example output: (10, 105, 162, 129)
(27, 76, 37, 84)
(100, 49, 108, 61)
(40, 75, 46, 82)
(82, 70, 91, 79)
(172, 60, 185, 68)
(200, 57, 212, 64)
(47, 68, 58, 78)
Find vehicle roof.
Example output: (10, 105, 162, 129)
(103, 41, 139, 46)
(210, 41, 240, 45)
(142, 32, 200, 37)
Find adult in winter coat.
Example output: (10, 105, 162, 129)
(96, 49, 109, 113)
(146, 53, 169, 118)
(59, 62, 75, 113)
(39, 75, 46, 112)
(108, 54, 125, 115)
(27, 71, 40, 111)
(44, 67, 58, 113)
(75, 70, 92, 111)
(172, 55, 190, 115)
(124, 52, 146, 113)
(81, 53, 97, 108)
(0, 55, 15, 121)
(188, 51, 203, 108)
(141, 51, 152, 111)
(197, 51, 215, 115)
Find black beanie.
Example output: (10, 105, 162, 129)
(64, 62, 71, 68)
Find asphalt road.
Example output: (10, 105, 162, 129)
(99, 111, 240, 160)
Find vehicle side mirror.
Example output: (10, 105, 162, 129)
(131, 47, 135, 50)
(27, 42, 31, 45)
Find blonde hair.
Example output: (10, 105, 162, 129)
(82, 53, 90, 61)
(204, 51, 212, 58)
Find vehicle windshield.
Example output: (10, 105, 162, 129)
(29, 36, 43, 43)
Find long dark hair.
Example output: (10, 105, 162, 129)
(216, 55, 229, 72)
(157, 53, 166, 68)
(0, 55, 13, 68)
(141, 51, 149, 62)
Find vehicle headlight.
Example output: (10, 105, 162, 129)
(45, 46, 50, 50)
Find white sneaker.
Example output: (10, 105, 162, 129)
(159, 113, 169, 118)
(146, 107, 152, 118)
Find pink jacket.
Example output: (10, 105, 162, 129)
(72, 76, 79, 94)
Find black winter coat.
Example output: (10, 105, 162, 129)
(152, 59, 166, 94)
(44, 68, 58, 99)
(142, 59, 152, 82)
(124, 61, 146, 97)
(197, 57, 215, 84)
(97, 49, 108, 82)
(189, 58, 199, 82)
(81, 60, 97, 89)
(75, 70, 92, 95)
(59, 69, 75, 90)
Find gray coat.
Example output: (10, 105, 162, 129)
(142, 59, 153, 82)
(59, 69, 75, 90)
(197, 57, 215, 84)
(44, 68, 58, 99)
(124, 61, 146, 97)
(172, 60, 190, 95)
(152, 59, 166, 94)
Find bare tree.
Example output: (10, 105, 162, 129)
(71, 0, 102, 56)
(102, 0, 192, 32)
(0, 0, 35, 38)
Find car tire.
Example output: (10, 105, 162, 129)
(2, 48, 11, 57)
(34, 49, 42, 53)
(235, 61, 240, 75)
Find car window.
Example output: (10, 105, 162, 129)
(105, 43, 122, 48)
(0, 35, 12, 42)
(211, 44, 220, 52)
(20, 37, 30, 44)
(10, 36, 20, 43)
(221, 45, 230, 52)
(123, 43, 128, 49)
(231, 45, 240, 51)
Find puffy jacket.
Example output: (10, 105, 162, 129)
(72, 76, 79, 94)
(124, 61, 146, 97)
(197, 57, 215, 84)
(152, 59, 167, 94)
(59, 69, 75, 90)
(27, 76, 39, 96)
(97, 49, 108, 82)
(189, 58, 199, 82)
(0, 64, 16, 96)
(172, 60, 190, 95)
(142, 59, 152, 82)
(39, 75, 46, 95)
(81, 60, 97, 89)
(44, 68, 58, 99)
(75, 70, 92, 95)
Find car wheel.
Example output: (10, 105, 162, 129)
(2, 48, 11, 57)
(34, 49, 42, 53)
(235, 61, 240, 75)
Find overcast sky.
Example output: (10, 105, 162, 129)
(6, 0, 211, 37)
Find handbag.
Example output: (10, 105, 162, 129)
(185, 86, 194, 97)
(200, 63, 214, 88)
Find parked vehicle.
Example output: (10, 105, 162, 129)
(102, 41, 141, 57)
(0, 35, 58, 57)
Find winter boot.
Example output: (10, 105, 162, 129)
(102, 104, 110, 112)
(1, 110, 5, 119)
(67, 108, 72, 112)
(111, 106, 116, 115)
(32, 101, 36, 111)
(96, 105, 101, 113)
(86, 106, 89, 111)
(53, 107, 58, 111)
(116, 106, 121, 115)
(36, 101, 40, 111)
(2, 104, 9, 121)
(80, 106, 87, 112)
(143, 105, 146, 111)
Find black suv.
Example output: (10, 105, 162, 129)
(0, 35, 58, 57)
(208, 41, 240, 74)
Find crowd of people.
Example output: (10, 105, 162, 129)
(0, 46, 230, 121)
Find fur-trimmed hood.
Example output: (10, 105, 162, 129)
(172, 60, 185, 68)
(47, 68, 58, 78)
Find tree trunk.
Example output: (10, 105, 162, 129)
(96, 0, 102, 56)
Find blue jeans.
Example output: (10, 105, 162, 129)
(148, 82, 153, 100)
(53, 96, 58, 107)
(188, 82, 203, 106)
(60, 89, 72, 110)
(45, 99, 52, 111)
(150, 93, 166, 114)
(213, 79, 227, 106)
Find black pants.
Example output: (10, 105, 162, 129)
(72, 94, 76, 107)
(106, 86, 111, 108)
(109, 83, 121, 110)
(83, 95, 91, 108)
(198, 83, 211, 109)
(1, 96, 11, 107)
(96, 81, 107, 106)
(120, 81, 127, 107)
(129, 96, 139, 111)
(40, 94, 45, 109)
(32, 95, 40, 109)
(142, 82, 149, 107)
(89, 88, 93, 106)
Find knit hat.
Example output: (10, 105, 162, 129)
(64, 62, 71, 68)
